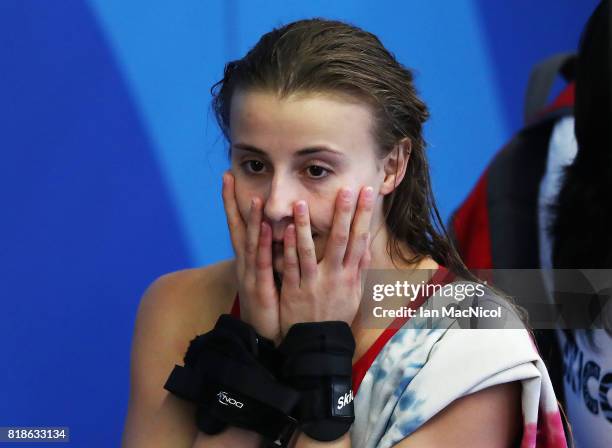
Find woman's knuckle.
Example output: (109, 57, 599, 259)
(340, 201, 353, 213)
(256, 257, 269, 270)
(245, 241, 257, 256)
(302, 246, 315, 258)
(334, 232, 349, 246)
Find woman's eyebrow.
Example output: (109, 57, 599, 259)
(232, 143, 346, 159)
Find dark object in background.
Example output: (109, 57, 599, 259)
(552, 0, 612, 272)
(449, 1, 611, 443)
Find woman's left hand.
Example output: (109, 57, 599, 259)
(279, 186, 375, 337)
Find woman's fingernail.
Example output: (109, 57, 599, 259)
(364, 186, 374, 201)
(296, 201, 306, 214)
(251, 198, 257, 210)
(342, 188, 353, 200)
(287, 224, 296, 238)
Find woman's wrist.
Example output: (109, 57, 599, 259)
(165, 315, 356, 447)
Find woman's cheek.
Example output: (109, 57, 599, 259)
(233, 183, 253, 221)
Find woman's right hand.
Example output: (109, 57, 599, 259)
(221, 171, 282, 344)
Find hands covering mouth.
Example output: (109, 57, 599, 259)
(272, 234, 317, 250)
(222, 170, 374, 342)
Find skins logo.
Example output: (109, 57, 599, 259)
(336, 390, 354, 410)
(217, 391, 244, 409)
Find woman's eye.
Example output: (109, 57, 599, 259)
(305, 165, 331, 179)
(240, 160, 331, 179)
(242, 160, 265, 173)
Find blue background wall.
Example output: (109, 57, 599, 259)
(0, 1, 598, 446)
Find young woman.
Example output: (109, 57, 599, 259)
(122, 18, 567, 448)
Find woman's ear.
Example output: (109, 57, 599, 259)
(380, 138, 412, 195)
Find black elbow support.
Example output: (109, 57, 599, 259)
(164, 315, 356, 446)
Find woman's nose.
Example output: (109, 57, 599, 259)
(262, 175, 296, 223)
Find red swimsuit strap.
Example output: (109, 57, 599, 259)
(351, 266, 453, 392)
(230, 294, 241, 317)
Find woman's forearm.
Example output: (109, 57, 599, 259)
(191, 427, 263, 448)
(292, 432, 351, 448)
(190, 427, 351, 448)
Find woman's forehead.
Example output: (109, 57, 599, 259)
(229, 90, 378, 157)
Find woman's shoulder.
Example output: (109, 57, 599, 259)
(140, 258, 238, 334)
(123, 260, 239, 445)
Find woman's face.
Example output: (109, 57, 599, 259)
(229, 89, 386, 276)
